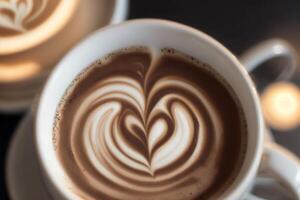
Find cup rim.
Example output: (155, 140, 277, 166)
(35, 18, 264, 199)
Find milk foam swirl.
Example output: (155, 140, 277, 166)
(56, 50, 246, 199)
(0, 0, 47, 32)
(69, 78, 222, 198)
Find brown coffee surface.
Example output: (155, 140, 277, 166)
(0, 0, 60, 36)
(54, 48, 247, 200)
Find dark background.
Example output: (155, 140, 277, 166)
(2, 0, 300, 199)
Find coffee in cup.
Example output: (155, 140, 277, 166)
(54, 47, 248, 200)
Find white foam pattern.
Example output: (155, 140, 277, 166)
(0, 0, 47, 32)
(69, 75, 224, 199)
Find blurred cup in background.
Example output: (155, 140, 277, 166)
(0, 0, 128, 113)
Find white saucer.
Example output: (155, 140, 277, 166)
(5, 112, 293, 200)
(5, 111, 52, 200)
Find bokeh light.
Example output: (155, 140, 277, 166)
(0, 61, 41, 82)
(261, 81, 300, 130)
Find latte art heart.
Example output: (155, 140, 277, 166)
(0, 0, 56, 32)
(55, 49, 247, 200)
(75, 76, 220, 179)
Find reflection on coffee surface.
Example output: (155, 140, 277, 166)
(54, 47, 247, 199)
(0, 0, 59, 36)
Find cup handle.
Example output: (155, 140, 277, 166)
(261, 142, 300, 198)
(246, 142, 300, 200)
(240, 39, 299, 199)
(240, 38, 296, 80)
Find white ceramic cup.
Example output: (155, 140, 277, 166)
(35, 19, 300, 200)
